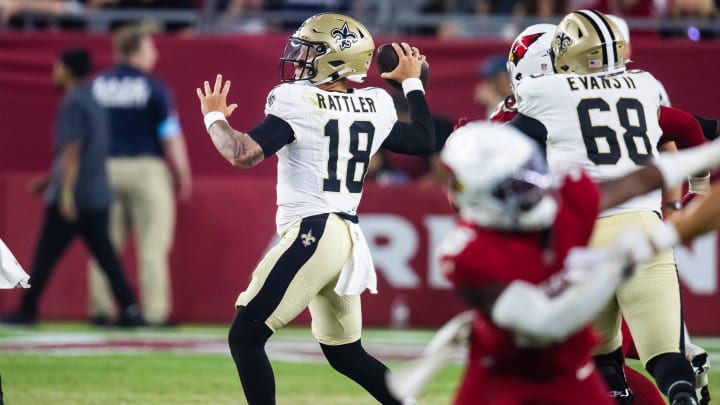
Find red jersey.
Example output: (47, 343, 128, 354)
(440, 169, 613, 404)
(659, 105, 706, 149)
(489, 95, 518, 123)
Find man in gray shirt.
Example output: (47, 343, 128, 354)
(1, 48, 144, 327)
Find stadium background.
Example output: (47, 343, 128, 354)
(1, 30, 719, 332)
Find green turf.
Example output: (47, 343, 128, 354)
(2, 324, 719, 404)
(0, 353, 463, 405)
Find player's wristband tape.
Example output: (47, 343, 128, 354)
(204, 111, 228, 132)
(402, 78, 424, 96)
(689, 174, 711, 195)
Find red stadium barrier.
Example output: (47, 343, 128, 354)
(1, 33, 719, 332)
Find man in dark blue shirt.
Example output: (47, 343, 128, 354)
(89, 24, 191, 327)
(1, 48, 144, 327)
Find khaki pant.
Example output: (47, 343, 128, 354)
(89, 157, 175, 324)
(236, 213, 360, 345)
(590, 211, 682, 366)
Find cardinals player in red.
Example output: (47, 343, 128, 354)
(428, 122, 720, 405)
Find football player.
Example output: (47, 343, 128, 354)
(502, 20, 711, 405)
(609, 14, 712, 404)
(196, 13, 435, 405)
(513, 10, 704, 405)
(420, 122, 720, 405)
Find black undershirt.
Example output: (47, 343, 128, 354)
(509, 113, 549, 155)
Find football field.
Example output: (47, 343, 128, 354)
(0, 323, 718, 404)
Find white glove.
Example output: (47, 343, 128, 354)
(563, 245, 633, 283)
(563, 246, 618, 282)
(613, 226, 654, 265)
(686, 342, 711, 405)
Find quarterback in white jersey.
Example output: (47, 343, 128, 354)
(515, 10, 701, 405)
(267, 82, 399, 233)
(197, 13, 434, 405)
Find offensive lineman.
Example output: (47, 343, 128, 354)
(502, 21, 710, 405)
(196, 13, 434, 405)
(514, 10, 701, 405)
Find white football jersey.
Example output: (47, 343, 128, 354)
(516, 70, 664, 217)
(264, 83, 398, 234)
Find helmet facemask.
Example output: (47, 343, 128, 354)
(280, 38, 328, 83)
(489, 153, 558, 230)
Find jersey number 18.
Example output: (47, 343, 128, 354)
(323, 119, 375, 193)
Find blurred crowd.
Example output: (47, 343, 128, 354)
(1, 0, 717, 185)
(1, 0, 718, 38)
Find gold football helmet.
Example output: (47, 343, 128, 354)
(280, 13, 375, 85)
(552, 10, 627, 74)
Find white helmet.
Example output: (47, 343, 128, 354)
(506, 23, 556, 92)
(440, 122, 558, 231)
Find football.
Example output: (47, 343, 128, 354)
(376, 43, 430, 91)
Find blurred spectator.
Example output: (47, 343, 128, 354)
(263, 0, 352, 30)
(211, 0, 267, 33)
(589, 0, 659, 17)
(661, 0, 719, 38)
(0, 0, 87, 30)
(474, 54, 513, 118)
(90, 0, 196, 32)
(514, 0, 565, 17)
(0, 48, 145, 327)
(89, 24, 191, 327)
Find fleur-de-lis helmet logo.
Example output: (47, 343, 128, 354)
(555, 31, 572, 55)
(331, 22, 358, 50)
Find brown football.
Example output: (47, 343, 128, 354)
(376, 43, 429, 91)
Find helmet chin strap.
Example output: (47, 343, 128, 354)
(313, 67, 356, 85)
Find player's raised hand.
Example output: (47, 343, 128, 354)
(196, 74, 238, 117)
(380, 42, 427, 84)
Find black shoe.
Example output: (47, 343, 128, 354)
(90, 315, 115, 327)
(0, 310, 37, 326)
(672, 392, 699, 405)
(117, 304, 147, 327)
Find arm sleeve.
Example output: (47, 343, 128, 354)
(509, 113, 548, 154)
(382, 90, 436, 154)
(658, 106, 706, 149)
(247, 114, 295, 157)
(694, 115, 719, 141)
(491, 255, 626, 343)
